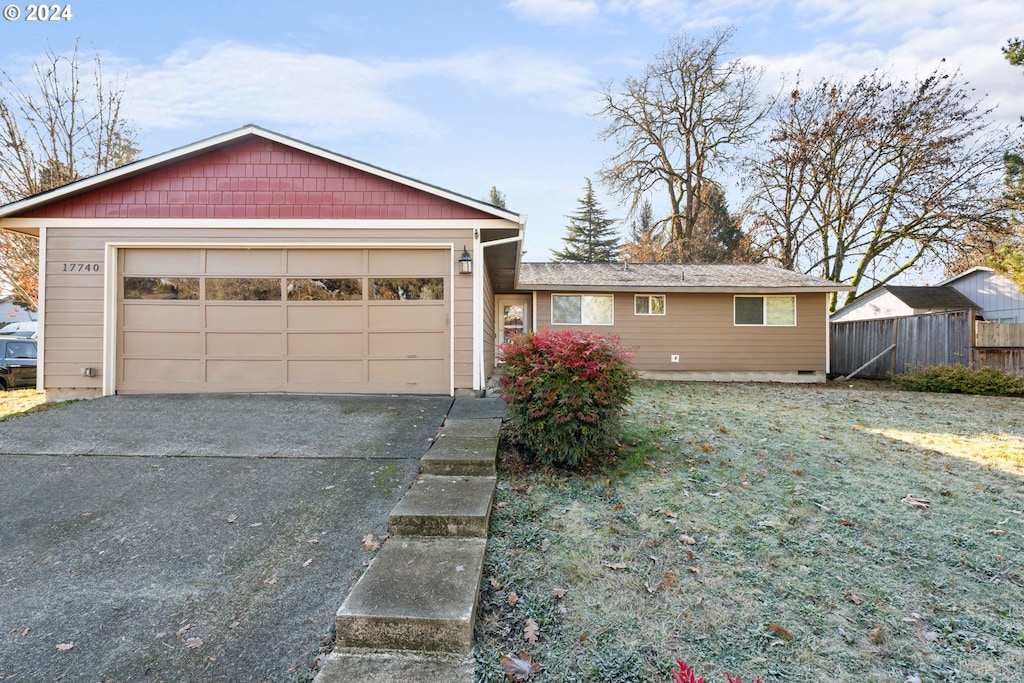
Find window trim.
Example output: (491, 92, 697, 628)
(550, 293, 615, 326)
(733, 295, 797, 327)
(634, 294, 666, 316)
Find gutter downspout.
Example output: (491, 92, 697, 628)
(473, 229, 524, 392)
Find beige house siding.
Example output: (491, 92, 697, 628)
(534, 291, 828, 374)
(41, 223, 478, 394)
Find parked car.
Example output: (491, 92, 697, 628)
(0, 336, 37, 390)
(0, 321, 37, 338)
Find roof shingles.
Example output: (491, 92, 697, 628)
(517, 262, 849, 291)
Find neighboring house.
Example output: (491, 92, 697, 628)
(830, 268, 1024, 323)
(511, 262, 851, 383)
(829, 285, 979, 323)
(938, 266, 1024, 323)
(0, 125, 849, 400)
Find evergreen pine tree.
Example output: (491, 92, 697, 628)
(551, 178, 620, 262)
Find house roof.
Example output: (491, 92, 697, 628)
(0, 124, 525, 225)
(875, 285, 977, 311)
(517, 262, 852, 293)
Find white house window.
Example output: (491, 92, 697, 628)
(551, 294, 614, 325)
(734, 295, 796, 326)
(634, 294, 666, 316)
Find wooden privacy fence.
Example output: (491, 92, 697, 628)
(831, 313, 1024, 378)
(830, 310, 972, 379)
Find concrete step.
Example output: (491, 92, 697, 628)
(314, 651, 473, 683)
(421, 418, 500, 476)
(334, 537, 487, 654)
(390, 475, 496, 538)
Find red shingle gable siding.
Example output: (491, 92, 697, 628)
(23, 138, 493, 220)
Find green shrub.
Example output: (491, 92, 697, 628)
(498, 328, 637, 468)
(893, 364, 1024, 396)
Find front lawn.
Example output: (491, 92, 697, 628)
(475, 381, 1024, 682)
(0, 389, 48, 422)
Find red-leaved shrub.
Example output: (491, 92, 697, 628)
(498, 328, 636, 468)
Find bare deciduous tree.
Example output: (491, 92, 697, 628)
(596, 26, 767, 259)
(0, 43, 138, 310)
(744, 65, 1018, 310)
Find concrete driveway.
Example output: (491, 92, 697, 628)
(0, 393, 454, 682)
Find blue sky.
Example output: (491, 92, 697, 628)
(2, 0, 1021, 268)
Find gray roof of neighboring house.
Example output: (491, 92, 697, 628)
(883, 285, 978, 311)
(516, 262, 852, 292)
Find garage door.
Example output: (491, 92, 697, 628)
(117, 248, 451, 394)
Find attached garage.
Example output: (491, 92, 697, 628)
(0, 125, 526, 400)
(117, 247, 452, 394)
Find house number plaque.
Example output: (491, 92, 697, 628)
(60, 263, 101, 272)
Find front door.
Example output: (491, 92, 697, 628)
(496, 296, 530, 360)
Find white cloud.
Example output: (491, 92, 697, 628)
(123, 42, 435, 141)
(121, 41, 600, 147)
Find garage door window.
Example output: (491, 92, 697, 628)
(123, 277, 200, 300)
(206, 278, 281, 301)
(370, 277, 444, 301)
(287, 278, 362, 301)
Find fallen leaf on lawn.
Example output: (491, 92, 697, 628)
(845, 591, 862, 605)
(175, 624, 192, 638)
(55, 642, 74, 651)
(684, 564, 701, 574)
(870, 624, 884, 644)
(523, 618, 540, 644)
(263, 577, 277, 585)
(550, 588, 567, 599)
(653, 507, 678, 519)
(489, 577, 502, 589)
(766, 623, 794, 641)
(602, 561, 627, 570)
(679, 534, 697, 545)
(302, 558, 313, 567)
(500, 651, 542, 680)
(657, 571, 678, 591)
(989, 529, 1006, 536)
(920, 631, 940, 643)
(362, 533, 380, 552)
(185, 637, 203, 649)
(900, 495, 930, 509)
(507, 591, 519, 606)
(226, 514, 237, 523)
(540, 538, 550, 552)
(20, 628, 30, 636)
(837, 518, 856, 527)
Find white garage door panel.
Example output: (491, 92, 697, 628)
(118, 247, 450, 394)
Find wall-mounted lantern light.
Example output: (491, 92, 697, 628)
(458, 245, 473, 275)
